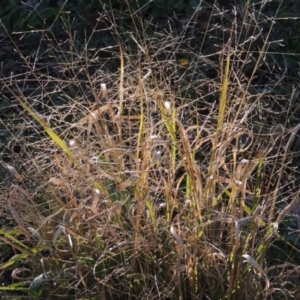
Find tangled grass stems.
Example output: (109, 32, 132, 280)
(1, 0, 300, 299)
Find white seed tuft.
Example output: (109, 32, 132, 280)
(164, 101, 171, 114)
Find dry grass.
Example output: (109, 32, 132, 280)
(1, 1, 300, 299)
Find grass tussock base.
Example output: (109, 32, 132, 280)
(1, 1, 300, 299)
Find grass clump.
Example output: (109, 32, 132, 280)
(1, 0, 300, 299)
